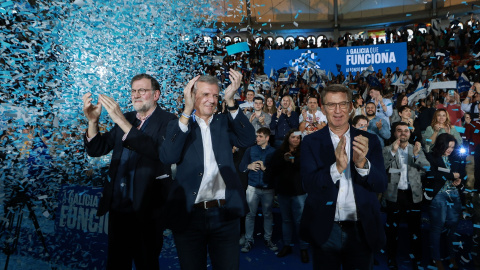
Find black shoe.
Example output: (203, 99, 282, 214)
(300, 249, 309, 263)
(276, 246, 292, 257)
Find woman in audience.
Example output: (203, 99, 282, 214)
(390, 93, 409, 123)
(423, 108, 462, 152)
(263, 96, 277, 116)
(351, 94, 366, 119)
(270, 129, 309, 263)
(424, 133, 465, 270)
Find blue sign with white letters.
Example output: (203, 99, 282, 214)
(264, 42, 407, 77)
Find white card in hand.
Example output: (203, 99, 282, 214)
(389, 168, 402, 173)
(438, 167, 450, 173)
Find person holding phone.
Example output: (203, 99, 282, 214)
(270, 95, 299, 148)
(424, 133, 465, 270)
(436, 89, 463, 127)
(270, 129, 309, 263)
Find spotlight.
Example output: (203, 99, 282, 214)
(459, 147, 466, 154)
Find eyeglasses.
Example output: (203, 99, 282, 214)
(131, 88, 153, 96)
(323, 101, 350, 110)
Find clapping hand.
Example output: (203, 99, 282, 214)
(335, 135, 348, 173)
(352, 135, 369, 168)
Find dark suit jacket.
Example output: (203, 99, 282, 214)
(300, 125, 388, 251)
(159, 111, 255, 231)
(84, 107, 176, 217)
(424, 152, 466, 199)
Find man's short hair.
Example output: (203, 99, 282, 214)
(307, 96, 318, 102)
(131, 74, 161, 92)
(398, 105, 411, 114)
(193, 75, 220, 94)
(370, 86, 383, 96)
(320, 84, 352, 105)
(253, 97, 264, 103)
(352, 115, 369, 126)
(365, 101, 376, 107)
(257, 127, 271, 137)
(246, 89, 255, 94)
(394, 121, 410, 129)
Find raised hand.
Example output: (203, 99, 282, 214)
(352, 135, 369, 168)
(224, 69, 242, 105)
(375, 120, 383, 130)
(335, 135, 348, 174)
(82, 93, 102, 123)
(183, 75, 200, 115)
(391, 139, 400, 153)
(413, 141, 421, 156)
(99, 95, 127, 124)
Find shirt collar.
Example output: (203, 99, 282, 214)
(194, 114, 214, 126)
(328, 125, 351, 140)
(136, 105, 157, 122)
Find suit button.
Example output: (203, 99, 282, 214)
(192, 192, 197, 196)
(199, 173, 203, 176)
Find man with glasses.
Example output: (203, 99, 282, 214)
(300, 84, 387, 269)
(82, 74, 176, 270)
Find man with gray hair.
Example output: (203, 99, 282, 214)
(160, 69, 255, 270)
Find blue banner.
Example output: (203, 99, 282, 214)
(264, 42, 407, 77)
(55, 185, 108, 269)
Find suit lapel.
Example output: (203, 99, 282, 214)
(142, 107, 160, 137)
(191, 118, 205, 162)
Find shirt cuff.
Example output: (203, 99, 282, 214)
(85, 132, 98, 142)
(122, 131, 129, 141)
(330, 163, 344, 184)
(230, 109, 239, 119)
(178, 119, 188, 133)
(355, 159, 371, 176)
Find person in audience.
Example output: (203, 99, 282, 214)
(351, 94, 366, 119)
(270, 95, 299, 147)
(239, 127, 277, 253)
(263, 96, 277, 116)
(240, 89, 255, 113)
(437, 89, 463, 127)
(369, 86, 393, 125)
(271, 129, 309, 263)
(246, 97, 271, 132)
(382, 122, 429, 270)
(390, 93, 409, 124)
(352, 115, 369, 132)
(473, 143, 480, 270)
(394, 105, 415, 132)
(461, 83, 480, 121)
(365, 101, 391, 148)
(424, 133, 465, 270)
(423, 108, 463, 152)
(299, 96, 327, 136)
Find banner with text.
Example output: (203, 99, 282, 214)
(55, 185, 108, 269)
(264, 42, 407, 77)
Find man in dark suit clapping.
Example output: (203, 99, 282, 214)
(83, 74, 177, 269)
(300, 84, 388, 270)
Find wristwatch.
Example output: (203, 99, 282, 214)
(226, 102, 239, 111)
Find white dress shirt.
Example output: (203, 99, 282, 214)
(179, 111, 238, 203)
(328, 127, 370, 221)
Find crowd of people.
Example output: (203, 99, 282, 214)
(1, 22, 480, 270)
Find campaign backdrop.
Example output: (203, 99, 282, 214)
(54, 185, 108, 269)
(264, 42, 407, 76)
